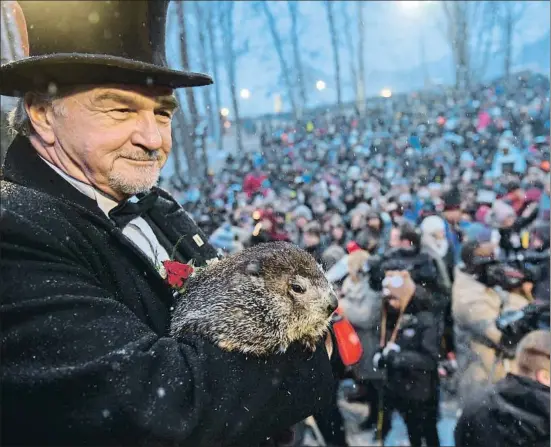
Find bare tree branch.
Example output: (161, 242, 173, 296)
(260, 1, 298, 120)
(287, 1, 308, 116)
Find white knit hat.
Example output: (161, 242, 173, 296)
(420, 215, 446, 235)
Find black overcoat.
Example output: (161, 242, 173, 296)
(0, 136, 333, 446)
(454, 373, 550, 447)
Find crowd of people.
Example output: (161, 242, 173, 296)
(162, 71, 551, 446)
(3, 2, 548, 446)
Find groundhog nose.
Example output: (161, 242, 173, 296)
(327, 294, 338, 315)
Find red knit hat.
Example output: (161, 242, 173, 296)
(346, 241, 361, 254)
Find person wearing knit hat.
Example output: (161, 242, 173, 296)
(303, 221, 324, 264)
(443, 187, 462, 220)
(463, 223, 494, 246)
(485, 200, 517, 229)
(442, 187, 463, 263)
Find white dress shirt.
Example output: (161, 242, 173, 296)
(40, 157, 171, 268)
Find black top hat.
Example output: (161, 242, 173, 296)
(0, 0, 212, 96)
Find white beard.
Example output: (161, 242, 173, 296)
(433, 240, 450, 258)
(422, 234, 449, 258)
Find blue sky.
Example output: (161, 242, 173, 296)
(166, 1, 551, 117)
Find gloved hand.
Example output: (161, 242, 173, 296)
(372, 342, 401, 370)
(382, 342, 401, 357)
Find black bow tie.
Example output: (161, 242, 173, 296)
(108, 190, 159, 228)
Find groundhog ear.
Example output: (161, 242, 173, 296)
(245, 260, 262, 275)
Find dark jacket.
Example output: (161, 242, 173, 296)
(382, 289, 441, 402)
(0, 136, 334, 447)
(455, 374, 550, 447)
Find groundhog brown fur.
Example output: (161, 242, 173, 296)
(170, 242, 338, 355)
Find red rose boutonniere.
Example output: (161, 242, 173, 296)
(161, 260, 195, 289)
(157, 234, 221, 294)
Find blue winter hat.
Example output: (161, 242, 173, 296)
(464, 223, 493, 244)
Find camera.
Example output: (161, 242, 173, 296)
(496, 301, 550, 353)
(473, 249, 549, 291)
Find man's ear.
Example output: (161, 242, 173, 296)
(25, 94, 56, 145)
(536, 369, 550, 388)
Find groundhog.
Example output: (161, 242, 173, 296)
(170, 241, 338, 355)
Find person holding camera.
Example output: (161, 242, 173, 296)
(372, 270, 441, 446)
(455, 330, 550, 447)
(452, 224, 534, 406)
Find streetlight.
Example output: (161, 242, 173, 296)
(220, 107, 230, 117)
(316, 80, 326, 91)
(380, 88, 392, 98)
(240, 88, 251, 99)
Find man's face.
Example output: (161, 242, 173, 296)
(474, 242, 496, 258)
(331, 226, 344, 241)
(40, 85, 176, 200)
(389, 228, 401, 248)
(444, 209, 462, 224)
(296, 217, 308, 229)
(303, 232, 319, 247)
(367, 217, 381, 231)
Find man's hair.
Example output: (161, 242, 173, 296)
(515, 330, 551, 377)
(399, 222, 420, 248)
(303, 221, 321, 238)
(7, 88, 69, 137)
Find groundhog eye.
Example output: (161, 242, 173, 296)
(290, 284, 306, 294)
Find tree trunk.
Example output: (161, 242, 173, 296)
(177, 1, 199, 130)
(261, 2, 298, 121)
(503, 7, 513, 81)
(443, 1, 470, 90)
(356, 1, 366, 116)
(1, 4, 15, 64)
(288, 1, 307, 117)
(341, 2, 358, 100)
(221, 2, 243, 153)
(176, 2, 197, 179)
(325, 1, 342, 109)
(193, 2, 213, 177)
(172, 105, 194, 185)
(207, 2, 224, 151)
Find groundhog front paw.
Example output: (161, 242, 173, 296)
(302, 337, 319, 353)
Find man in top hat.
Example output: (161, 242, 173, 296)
(0, 2, 333, 446)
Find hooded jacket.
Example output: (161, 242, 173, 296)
(452, 268, 531, 405)
(455, 373, 550, 447)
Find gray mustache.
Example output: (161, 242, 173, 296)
(120, 152, 160, 161)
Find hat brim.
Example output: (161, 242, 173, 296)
(0, 53, 213, 96)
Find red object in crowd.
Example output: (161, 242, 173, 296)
(525, 188, 543, 204)
(476, 110, 492, 132)
(504, 191, 525, 215)
(346, 241, 361, 254)
(332, 306, 363, 367)
(475, 205, 491, 223)
(259, 210, 291, 242)
(243, 172, 267, 198)
(437, 116, 446, 126)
